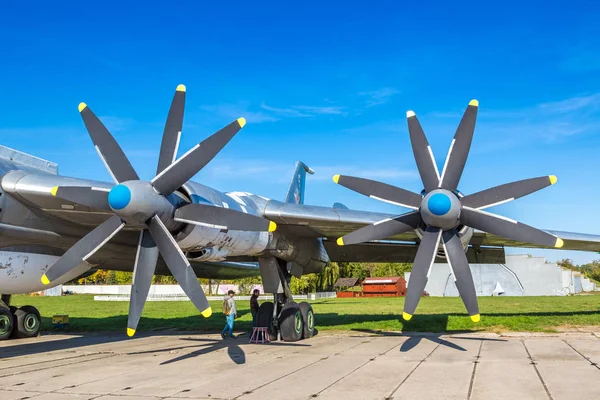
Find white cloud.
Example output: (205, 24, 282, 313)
(292, 105, 346, 115)
(259, 103, 310, 118)
(428, 93, 600, 147)
(358, 87, 400, 107)
(259, 103, 346, 117)
(199, 104, 279, 124)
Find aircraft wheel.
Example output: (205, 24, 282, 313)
(299, 302, 315, 339)
(279, 302, 303, 342)
(13, 306, 41, 339)
(256, 301, 277, 341)
(0, 307, 14, 341)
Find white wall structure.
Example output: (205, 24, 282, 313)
(405, 254, 598, 297)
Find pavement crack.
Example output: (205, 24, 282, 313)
(562, 340, 600, 370)
(386, 339, 443, 399)
(467, 340, 484, 400)
(0, 353, 119, 378)
(522, 340, 554, 400)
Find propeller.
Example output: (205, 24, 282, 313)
(42, 85, 277, 336)
(333, 100, 563, 322)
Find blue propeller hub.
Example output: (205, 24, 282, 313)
(427, 193, 452, 216)
(108, 184, 131, 210)
(420, 189, 461, 231)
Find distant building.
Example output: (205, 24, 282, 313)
(405, 254, 597, 297)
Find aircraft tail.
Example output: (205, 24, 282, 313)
(284, 161, 314, 204)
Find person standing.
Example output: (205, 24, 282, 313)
(250, 289, 260, 329)
(221, 290, 237, 339)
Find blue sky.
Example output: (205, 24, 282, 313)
(2, 1, 600, 264)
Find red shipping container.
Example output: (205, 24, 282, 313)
(362, 277, 406, 297)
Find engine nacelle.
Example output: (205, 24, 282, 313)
(261, 233, 330, 278)
(0, 251, 91, 294)
(174, 182, 271, 261)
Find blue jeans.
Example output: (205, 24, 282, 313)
(221, 313, 234, 337)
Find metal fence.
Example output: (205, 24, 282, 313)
(92, 291, 338, 302)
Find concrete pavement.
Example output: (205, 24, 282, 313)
(1, 330, 600, 400)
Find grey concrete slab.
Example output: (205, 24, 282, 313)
(1, 332, 599, 400)
(317, 357, 418, 400)
(536, 360, 600, 400)
(524, 338, 581, 361)
(470, 361, 548, 400)
(565, 338, 600, 365)
(391, 361, 473, 400)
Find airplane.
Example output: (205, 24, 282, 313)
(2, 85, 600, 342)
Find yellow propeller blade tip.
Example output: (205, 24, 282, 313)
(268, 221, 277, 232)
(50, 186, 59, 196)
(470, 314, 481, 323)
(336, 237, 344, 246)
(549, 175, 558, 185)
(402, 312, 412, 321)
(127, 328, 136, 337)
(201, 307, 213, 318)
(333, 174, 340, 184)
(237, 117, 246, 128)
(78, 102, 87, 112)
(176, 84, 186, 92)
(469, 99, 479, 107)
(555, 237, 564, 248)
(41, 274, 50, 285)
(406, 110, 416, 118)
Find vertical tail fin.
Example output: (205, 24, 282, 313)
(284, 161, 314, 204)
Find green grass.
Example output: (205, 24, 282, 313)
(10, 293, 600, 334)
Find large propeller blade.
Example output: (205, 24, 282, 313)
(337, 212, 421, 246)
(127, 230, 159, 336)
(335, 99, 563, 321)
(174, 203, 277, 232)
(51, 186, 111, 210)
(333, 175, 421, 210)
(151, 118, 246, 196)
(79, 103, 139, 183)
(42, 215, 125, 283)
(41, 85, 276, 337)
(406, 110, 440, 192)
(147, 216, 212, 318)
(439, 100, 478, 191)
(460, 207, 563, 248)
(460, 175, 557, 210)
(156, 85, 186, 175)
(442, 230, 479, 321)
(403, 227, 442, 320)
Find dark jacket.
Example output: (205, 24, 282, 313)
(250, 295, 259, 313)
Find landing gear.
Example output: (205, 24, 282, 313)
(13, 306, 41, 338)
(0, 295, 41, 340)
(0, 307, 13, 341)
(256, 257, 317, 342)
(279, 302, 303, 342)
(298, 302, 315, 339)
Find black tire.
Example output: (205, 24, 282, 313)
(0, 307, 14, 341)
(279, 302, 303, 342)
(298, 302, 315, 339)
(256, 301, 277, 341)
(13, 306, 41, 339)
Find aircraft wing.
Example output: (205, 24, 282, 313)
(264, 201, 600, 259)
